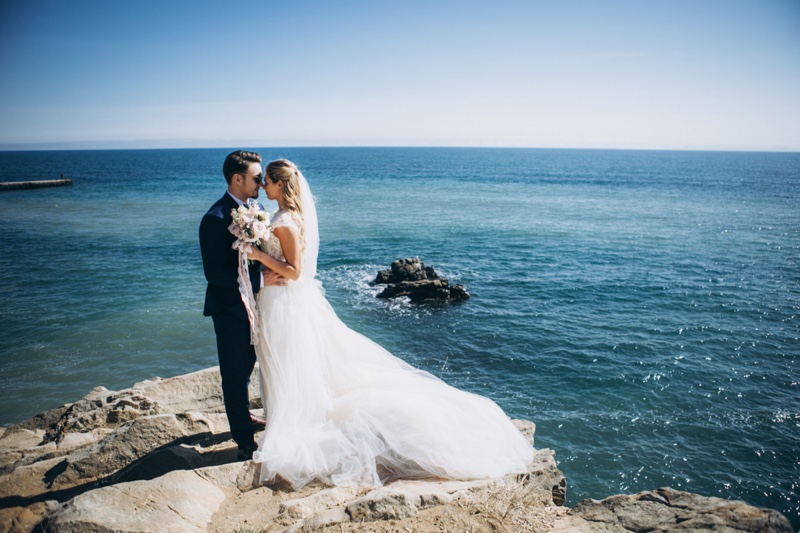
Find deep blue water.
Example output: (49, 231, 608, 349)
(1, 147, 798, 525)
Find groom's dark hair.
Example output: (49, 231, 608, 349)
(223, 150, 262, 184)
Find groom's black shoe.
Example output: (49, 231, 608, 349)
(237, 442, 257, 461)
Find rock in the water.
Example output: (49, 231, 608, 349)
(447, 283, 470, 301)
(374, 257, 438, 284)
(374, 258, 470, 302)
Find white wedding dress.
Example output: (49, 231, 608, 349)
(251, 179, 533, 490)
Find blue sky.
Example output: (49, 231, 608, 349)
(1, 0, 798, 151)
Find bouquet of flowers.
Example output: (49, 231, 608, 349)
(228, 202, 270, 249)
(228, 201, 269, 346)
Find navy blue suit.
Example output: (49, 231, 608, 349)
(199, 192, 262, 450)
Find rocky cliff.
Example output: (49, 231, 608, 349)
(0, 367, 791, 532)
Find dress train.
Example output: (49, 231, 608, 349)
(252, 277, 533, 489)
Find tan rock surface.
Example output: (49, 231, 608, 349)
(0, 366, 792, 532)
(45, 469, 226, 533)
(552, 487, 793, 533)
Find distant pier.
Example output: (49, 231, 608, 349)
(0, 176, 73, 191)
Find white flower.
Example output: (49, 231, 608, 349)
(252, 220, 268, 238)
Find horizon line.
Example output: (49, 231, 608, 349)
(1, 142, 799, 155)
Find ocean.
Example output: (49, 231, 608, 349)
(0, 147, 798, 526)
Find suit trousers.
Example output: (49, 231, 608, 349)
(212, 310, 257, 449)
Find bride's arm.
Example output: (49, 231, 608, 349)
(249, 226, 302, 281)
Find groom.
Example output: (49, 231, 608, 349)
(199, 150, 282, 460)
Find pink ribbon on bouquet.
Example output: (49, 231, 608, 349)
(232, 241, 260, 346)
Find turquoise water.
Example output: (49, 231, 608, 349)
(1, 147, 798, 525)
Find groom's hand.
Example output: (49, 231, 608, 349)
(263, 270, 288, 287)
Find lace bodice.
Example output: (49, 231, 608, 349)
(263, 210, 301, 261)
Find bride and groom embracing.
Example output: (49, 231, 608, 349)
(199, 150, 533, 490)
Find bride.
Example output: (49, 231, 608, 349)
(245, 159, 533, 489)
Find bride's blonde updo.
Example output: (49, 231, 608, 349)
(266, 159, 305, 247)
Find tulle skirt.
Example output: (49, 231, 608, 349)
(252, 279, 533, 489)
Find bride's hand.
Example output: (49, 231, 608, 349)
(247, 247, 266, 264)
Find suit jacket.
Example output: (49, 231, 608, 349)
(199, 193, 262, 319)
